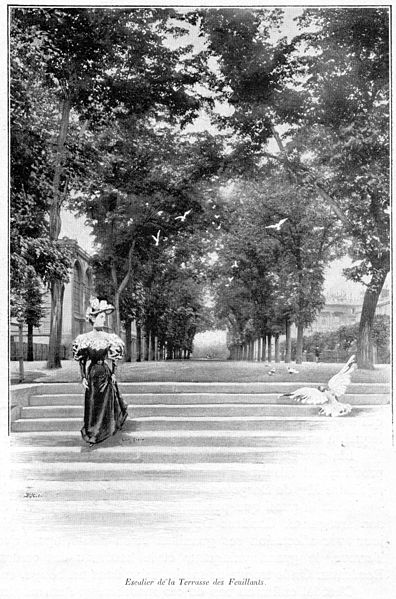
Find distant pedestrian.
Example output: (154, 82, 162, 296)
(315, 346, 320, 363)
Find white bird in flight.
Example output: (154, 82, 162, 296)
(175, 209, 192, 222)
(151, 230, 161, 246)
(265, 218, 288, 231)
(231, 261, 238, 268)
(228, 276, 234, 283)
(280, 355, 356, 416)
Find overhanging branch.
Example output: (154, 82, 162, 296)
(118, 240, 136, 296)
(270, 125, 352, 228)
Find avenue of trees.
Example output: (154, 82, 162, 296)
(11, 7, 389, 369)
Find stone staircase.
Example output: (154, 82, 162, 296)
(11, 381, 390, 466)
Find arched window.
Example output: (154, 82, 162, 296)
(84, 268, 93, 311)
(73, 261, 83, 316)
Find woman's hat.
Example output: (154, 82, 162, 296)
(85, 297, 115, 321)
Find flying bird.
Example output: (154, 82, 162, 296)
(313, 226, 325, 231)
(228, 277, 234, 283)
(265, 218, 288, 231)
(151, 230, 161, 246)
(214, 214, 220, 219)
(231, 261, 238, 269)
(280, 355, 356, 417)
(175, 209, 192, 222)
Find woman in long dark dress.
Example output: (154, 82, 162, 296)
(72, 298, 128, 445)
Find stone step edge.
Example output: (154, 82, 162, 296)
(12, 445, 328, 454)
(9, 458, 386, 472)
(9, 427, 387, 439)
(12, 413, 387, 424)
(31, 380, 389, 385)
(30, 392, 390, 400)
(21, 403, 386, 410)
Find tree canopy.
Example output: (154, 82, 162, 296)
(10, 7, 389, 368)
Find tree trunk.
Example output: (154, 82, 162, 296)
(274, 333, 280, 363)
(113, 290, 121, 336)
(357, 272, 388, 369)
(267, 334, 272, 363)
(125, 320, 132, 362)
(47, 97, 71, 369)
(18, 319, 24, 382)
(296, 323, 304, 364)
(285, 319, 292, 363)
(27, 323, 34, 361)
(136, 324, 142, 362)
(256, 337, 261, 361)
(144, 328, 150, 361)
(149, 331, 156, 361)
(261, 337, 266, 362)
(111, 242, 136, 337)
(56, 284, 65, 360)
(47, 281, 64, 369)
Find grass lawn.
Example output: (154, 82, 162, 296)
(10, 358, 390, 385)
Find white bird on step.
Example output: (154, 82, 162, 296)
(280, 355, 357, 417)
(288, 367, 299, 374)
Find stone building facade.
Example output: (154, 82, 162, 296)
(10, 238, 140, 360)
(11, 239, 95, 357)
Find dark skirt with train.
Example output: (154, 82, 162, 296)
(72, 332, 128, 445)
(81, 361, 128, 444)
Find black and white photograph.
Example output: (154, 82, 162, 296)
(3, 2, 394, 598)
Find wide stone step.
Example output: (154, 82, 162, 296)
(12, 444, 324, 465)
(11, 428, 386, 448)
(10, 455, 388, 483)
(28, 392, 390, 406)
(10, 475, 386, 503)
(20, 404, 383, 419)
(11, 409, 388, 433)
(30, 381, 390, 396)
(11, 434, 391, 465)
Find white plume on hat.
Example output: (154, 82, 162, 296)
(85, 296, 115, 321)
